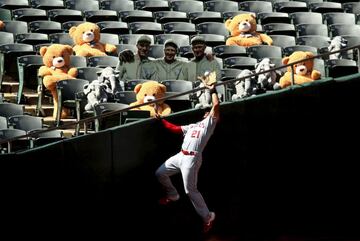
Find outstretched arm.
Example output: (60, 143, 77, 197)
(155, 110, 183, 134)
(197, 75, 220, 120)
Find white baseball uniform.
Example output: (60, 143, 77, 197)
(155, 115, 217, 222)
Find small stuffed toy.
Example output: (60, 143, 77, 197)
(38, 44, 78, 118)
(225, 13, 273, 47)
(83, 80, 111, 111)
(0, 20, 5, 30)
(69, 22, 117, 57)
(97, 66, 121, 94)
(130, 80, 171, 117)
(232, 69, 256, 100)
(195, 71, 216, 109)
(278, 51, 321, 89)
(255, 58, 281, 91)
(328, 36, 348, 60)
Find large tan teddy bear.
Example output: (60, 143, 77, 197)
(69, 22, 117, 57)
(130, 80, 171, 117)
(225, 13, 273, 47)
(279, 51, 321, 89)
(38, 44, 78, 118)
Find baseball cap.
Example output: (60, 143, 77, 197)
(137, 35, 152, 44)
(164, 39, 178, 49)
(191, 35, 206, 45)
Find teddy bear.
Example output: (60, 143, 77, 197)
(225, 13, 273, 47)
(278, 51, 321, 89)
(69, 22, 117, 57)
(38, 44, 78, 118)
(130, 80, 171, 117)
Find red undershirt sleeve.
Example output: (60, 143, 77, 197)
(161, 119, 183, 134)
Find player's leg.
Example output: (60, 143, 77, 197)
(155, 153, 181, 203)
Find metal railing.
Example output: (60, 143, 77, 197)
(1, 43, 360, 149)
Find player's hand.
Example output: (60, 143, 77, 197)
(118, 49, 134, 64)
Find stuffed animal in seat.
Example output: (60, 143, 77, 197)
(225, 13, 273, 47)
(83, 80, 112, 111)
(69, 22, 117, 57)
(328, 36, 348, 60)
(0, 20, 5, 30)
(278, 51, 321, 89)
(130, 80, 171, 117)
(38, 44, 78, 118)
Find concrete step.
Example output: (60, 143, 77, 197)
(25, 104, 54, 117)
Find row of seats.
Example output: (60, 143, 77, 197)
(1, 0, 358, 15)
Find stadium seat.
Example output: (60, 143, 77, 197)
(0, 116, 8, 129)
(205, 1, 238, 13)
(28, 21, 62, 34)
(119, 10, 154, 23)
(148, 44, 165, 59)
(120, 34, 155, 45)
(239, 1, 273, 14)
(100, 0, 134, 11)
(283, 45, 318, 56)
(308, 2, 343, 13)
(179, 45, 193, 59)
(0, 31, 14, 45)
(213, 45, 247, 59)
(12, 8, 48, 22)
(220, 68, 242, 82)
(64, 0, 99, 11)
(329, 24, 360, 38)
(155, 34, 190, 47)
(269, 35, 296, 48)
(323, 12, 356, 26)
(154, 11, 188, 24)
(247, 45, 283, 59)
(2, 20, 28, 35)
(97, 21, 129, 35)
(163, 22, 197, 35)
(15, 33, 49, 46)
(115, 44, 137, 55)
(29, 129, 64, 148)
(114, 91, 137, 104)
(93, 102, 128, 131)
(196, 34, 226, 47)
(125, 79, 149, 91)
(196, 22, 230, 37)
(326, 59, 358, 78)
(16, 54, 43, 104)
(161, 79, 193, 92)
(222, 11, 255, 22)
(0, 0, 30, 10)
(0, 129, 28, 153)
(55, 78, 89, 126)
(296, 35, 330, 49)
(0, 102, 24, 118)
(189, 11, 222, 24)
(62, 21, 85, 32)
(84, 10, 118, 22)
(257, 12, 290, 25)
(0, 8, 11, 20)
(87, 56, 119, 68)
(49, 33, 74, 45)
(48, 9, 83, 23)
(8, 114, 44, 132)
(129, 22, 163, 35)
(223, 56, 257, 70)
(341, 35, 360, 61)
(100, 33, 120, 45)
(263, 23, 296, 37)
(0, 43, 35, 87)
(273, 1, 308, 13)
(77, 67, 104, 81)
(343, 2, 360, 14)
(135, 0, 170, 12)
(289, 12, 323, 25)
(170, 0, 204, 13)
(296, 24, 329, 37)
(29, 0, 65, 10)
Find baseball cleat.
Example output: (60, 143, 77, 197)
(203, 212, 215, 233)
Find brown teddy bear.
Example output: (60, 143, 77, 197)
(38, 44, 78, 118)
(225, 13, 273, 47)
(69, 22, 117, 57)
(130, 80, 171, 117)
(279, 51, 321, 89)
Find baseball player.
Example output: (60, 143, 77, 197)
(154, 76, 219, 233)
